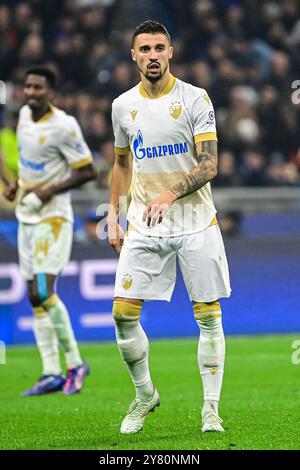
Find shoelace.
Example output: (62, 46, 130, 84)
(65, 369, 76, 389)
(126, 399, 150, 420)
(205, 411, 223, 424)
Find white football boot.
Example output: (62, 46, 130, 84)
(202, 411, 225, 432)
(120, 388, 160, 434)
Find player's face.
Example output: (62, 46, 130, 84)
(24, 74, 53, 110)
(131, 33, 173, 83)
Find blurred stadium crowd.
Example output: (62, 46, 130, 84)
(1, 0, 300, 195)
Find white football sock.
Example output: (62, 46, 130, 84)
(42, 294, 82, 369)
(196, 316, 225, 415)
(115, 320, 154, 401)
(32, 306, 61, 376)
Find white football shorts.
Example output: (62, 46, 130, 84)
(18, 218, 73, 281)
(114, 224, 231, 302)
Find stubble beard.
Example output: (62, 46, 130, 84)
(140, 65, 168, 84)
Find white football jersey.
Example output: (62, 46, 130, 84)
(16, 105, 92, 224)
(112, 75, 218, 237)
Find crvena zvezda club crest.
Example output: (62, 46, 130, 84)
(169, 101, 182, 120)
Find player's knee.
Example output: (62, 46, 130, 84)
(193, 300, 222, 330)
(112, 300, 142, 323)
(28, 292, 43, 308)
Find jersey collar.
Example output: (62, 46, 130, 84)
(139, 74, 176, 99)
(31, 104, 55, 123)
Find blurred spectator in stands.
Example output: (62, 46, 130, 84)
(190, 60, 212, 90)
(102, 61, 134, 99)
(85, 111, 110, 151)
(266, 153, 299, 186)
(219, 210, 243, 237)
(97, 140, 115, 189)
(218, 85, 260, 156)
(0, 5, 18, 79)
(213, 150, 241, 187)
(269, 51, 292, 98)
(240, 150, 268, 187)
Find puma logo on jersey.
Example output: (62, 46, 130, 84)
(38, 135, 46, 145)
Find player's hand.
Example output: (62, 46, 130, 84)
(108, 221, 125, 254)
(143, 190, 177, 227)
(32, 187, 54, 203)
(3, 184, 18, 201)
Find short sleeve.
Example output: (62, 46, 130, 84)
(60, 116, 93, 169)
(112, 102, 130, 155)
(192, 90, 218, 144)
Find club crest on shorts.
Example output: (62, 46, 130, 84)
(169, 100, 182, 120)
(122, 273, 132, 290)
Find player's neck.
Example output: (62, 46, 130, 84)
(140, 71, 173, 99)
(31, 104, 51, 122)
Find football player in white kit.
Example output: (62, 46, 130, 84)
(3, 67, 96, 395)
(108, 21, 231, 433)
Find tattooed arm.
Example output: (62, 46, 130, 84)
(169, 140, 218, 199)
(143, 140, 217, 226)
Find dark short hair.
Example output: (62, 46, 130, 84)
(26, 66, 56, 88)
(132, 20, 171, 46)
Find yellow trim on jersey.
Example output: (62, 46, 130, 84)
(194, 132, 218, 143)
(113, 301, 142, 322)
(128, 217, 217, 233)
(209, 215, 218, 227)
(69, 156, 93, 169)
(139, 74, 176, 99)
(115, 146, 130, 156)
(32, 105, 55, 124)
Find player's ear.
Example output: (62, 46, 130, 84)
(48, 88, 55, 100)
(169, 46, 173, 60)
(131, 49, 136, 62)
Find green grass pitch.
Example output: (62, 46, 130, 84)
(0, 335, 299, 450)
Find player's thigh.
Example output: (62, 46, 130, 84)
(18, 222, 35, 281)
(33, 218, 73, 277)
(114, 232, 176, 301)
(28, 274, 56, 305)
(178, 225, 231, 302)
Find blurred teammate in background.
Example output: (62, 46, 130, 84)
(108, 20, 231, 434)
(3, 66, 96, 395)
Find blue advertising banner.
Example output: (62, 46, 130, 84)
(0, 238, 299, 345)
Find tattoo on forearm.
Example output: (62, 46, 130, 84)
(170, 141, 217, 199)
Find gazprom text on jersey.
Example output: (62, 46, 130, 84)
(135, 141, 189, 159)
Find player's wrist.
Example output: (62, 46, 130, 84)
(107, 207, 119, 224)
(167, 188, 178, 202)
